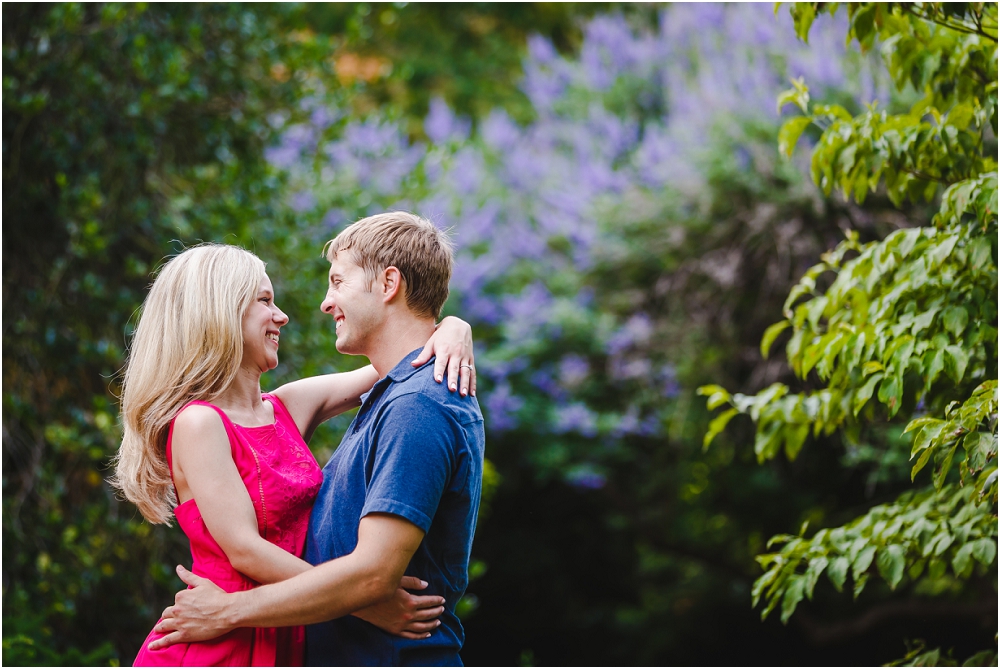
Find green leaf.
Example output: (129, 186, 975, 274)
(943, 346, 969, 383)
(804, 556, 828, 600)
(853, 372, 883, 416)
(933, 445, 958, 490)
(851, 545, 876, 580)
(780, 576, 805, 623)
(969, 538, 996, 567)
(760, 320, 792, 359)
(952, 542, 974, 577)
(703, 408, 739, 450)
(778, 116, 813, 158)
(852, 572, 869, 600)
(790, 4, 816, 42)
(942, 306, 969, 337)
(827, 556, 849, 592)
(877, 374, 902, 417)
(754, 421, 784, 463)
(912, 447, 934, 481)
(697, 385, 732, 410)
(784, 423, 809, 461)
(876, 544, 905, 590)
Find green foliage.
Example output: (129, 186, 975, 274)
(754, 485, 995, 620)
(286, 3, 648, 130)
(885, 640, 998, 667)
(3, 3, 331, 663)
(701, 1, 998, 660)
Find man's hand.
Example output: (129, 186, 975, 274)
(148, 566, 238, 650)
(351, 575, 445, 639)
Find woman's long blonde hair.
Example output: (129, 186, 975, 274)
(111, 244, 266, 524)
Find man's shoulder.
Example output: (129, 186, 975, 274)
(386, 362, 483, 427)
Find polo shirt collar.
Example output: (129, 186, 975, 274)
(384, 347, 431, 383)
(359, 348, 433, 407)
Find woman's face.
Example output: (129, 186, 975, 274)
(240, 274, 288, 374)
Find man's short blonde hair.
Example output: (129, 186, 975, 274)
(324, 211, 454, 319)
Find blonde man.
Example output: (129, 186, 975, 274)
(152, 213, 486, 666)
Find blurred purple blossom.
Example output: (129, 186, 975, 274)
(554, 403, 598, 437)
(484, 380, 524, 432)
(531, 368, 568, 401)
(290, 191, 316, 213)
(425, 97, 472, 144)
(566, 466, 607, 490)
(269, 5, 874, 439)
(607, 313, 654, 355)
(659, 364, 680, 399)
(559, 355, 590, 389)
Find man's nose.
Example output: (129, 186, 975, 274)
(320, 291, 335, 314)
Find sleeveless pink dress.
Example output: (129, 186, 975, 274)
(134, 394, 323, 667)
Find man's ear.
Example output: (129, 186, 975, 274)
(381, 266, 404, 304)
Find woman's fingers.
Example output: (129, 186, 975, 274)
(412, 340, 435, 371)
(446, 354, 461, 393)
(458, 359, 476, 397)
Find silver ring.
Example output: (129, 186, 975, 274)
(460, 364, 474, 370)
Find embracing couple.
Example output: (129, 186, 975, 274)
(114, 212, 485, 666)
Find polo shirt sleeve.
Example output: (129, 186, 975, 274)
(361, 392, 462, 533)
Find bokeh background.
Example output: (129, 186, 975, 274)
(3, 3, 997, 666)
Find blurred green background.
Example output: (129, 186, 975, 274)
(3, 3, 996, 666)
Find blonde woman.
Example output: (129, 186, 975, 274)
(113, 244, 475, 666)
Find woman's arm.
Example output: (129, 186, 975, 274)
(171, 405, 443, 634)
(172, 405, 311, 584)
(273, 316, 477, 442)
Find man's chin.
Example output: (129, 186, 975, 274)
(335, 338, 359, 356)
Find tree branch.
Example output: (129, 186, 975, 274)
(793, 596, 998, 646)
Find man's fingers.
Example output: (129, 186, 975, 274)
(175, 564, 207, 588)
(154, 615, 179, 634)
(396, 631, 435, 640)
(408, 594, 446, 609)
(161, 605, 176, 619)
(401, 619, 442, 633)
(147, 631, 185, 651)
(399, 576, 428, 591)
(409, 605, 446, 621)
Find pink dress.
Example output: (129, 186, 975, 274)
(134, 394, 323, 667)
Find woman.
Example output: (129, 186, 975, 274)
(112, 244, 475, 666)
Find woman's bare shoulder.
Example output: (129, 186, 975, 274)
(172, 403, 227, 436)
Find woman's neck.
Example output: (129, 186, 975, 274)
(212, 365, 271, 427)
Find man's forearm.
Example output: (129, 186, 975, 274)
(229, 552, 394, 629)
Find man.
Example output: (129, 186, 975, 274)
(150, 212, 485, 666)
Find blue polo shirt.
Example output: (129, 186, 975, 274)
(305, 349, 485, 666)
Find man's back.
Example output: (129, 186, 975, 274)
(305, 349, 485, 666)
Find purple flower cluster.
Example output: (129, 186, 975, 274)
(271, 6, 880, 443)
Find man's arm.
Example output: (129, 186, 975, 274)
(149, 513, 424, 649)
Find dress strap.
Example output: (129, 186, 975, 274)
(262, 393, 297, 435)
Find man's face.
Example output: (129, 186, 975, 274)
(320, 250, 384, 355)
